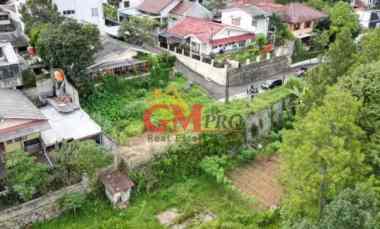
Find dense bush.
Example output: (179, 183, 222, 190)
(200, 155, 230, 185)
(130, 131, 245, 193)
(5, 150, 49, 201)
(53, 140, 112, 186)
(59, 192, 87, 216)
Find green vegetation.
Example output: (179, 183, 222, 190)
(215, 35, 269, 63)
(5, 150, 49, 202)
(20, 0, 62, 35)
(280, 14, 380, 225)
(36, 20, 101, 91)
(0, 141, 111, 208)
(119, 16, 159, 45)
(103, 3, 118, 21)
(34, 177, 273, 229)
(84, 68, 291, 144)
(21, 0, 101, 95)
(52, 141, 112, 186)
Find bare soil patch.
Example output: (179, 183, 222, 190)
(228, 156, 283, 208)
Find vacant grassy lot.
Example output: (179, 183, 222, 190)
(33, 177, 279, 229)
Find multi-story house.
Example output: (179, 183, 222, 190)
(0, 42, 22, 89)
(221, 5, 271, 37)
(160, 17, 255, 56)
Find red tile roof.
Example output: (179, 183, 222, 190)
(283, 3, 327, 24)
(167, 17, 254, 46)
(170, 1, 194, 16)
(167, 17, 226, 43)
(138, 0, 175, 14)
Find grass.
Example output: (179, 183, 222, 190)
(84, 73, 291, 144)
(33, 177, 266, 229)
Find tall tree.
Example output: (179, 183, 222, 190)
(319, 186, 380, 229)
(341, 61, 380, 174)
(20, 0, 63, 35)
(119, 16, 159, 46)
(328, 2, 359, 39)
(281, 86, 368, 224)
(36, 20, 101, 85)
(299, 28, 356, 114)
(356, 29, 380, 65)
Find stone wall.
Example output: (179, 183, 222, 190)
(227, 56, 289, 86)
(245, 96, 292, 142)
(0, 179, 88, 229)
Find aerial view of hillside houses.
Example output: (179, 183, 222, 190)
(0, 0, 379, 228)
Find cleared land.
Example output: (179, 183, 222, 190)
(229, 156, 283, 208)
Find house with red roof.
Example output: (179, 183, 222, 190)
(119, 0, 211, 27)
(221, 5, 271, 36)
(281, 3, 327, 40)
(159, 17, 255, 56)
(231, 0, 327, 40)
(168, 1, 212, 27)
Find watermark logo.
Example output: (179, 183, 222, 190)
(143, 104, 244, 133)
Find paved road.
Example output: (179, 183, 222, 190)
(176, 61, 311, 101)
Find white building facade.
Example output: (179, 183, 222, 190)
(221, 6, 270, 37)
(53, 0, 107, 27)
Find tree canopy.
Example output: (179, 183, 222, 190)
(20, 0, 62, 35)
(36, 20, 101, 84)
(119, 16, 159, 46)
(281, 86, 368, 223)
(5, 150, 49, 201)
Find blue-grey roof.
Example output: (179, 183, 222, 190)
(0, 89, 46, 120)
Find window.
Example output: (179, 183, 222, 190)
(304, 21, 312, 28)
(63, 10, 75, 15)
(294, 23, 301, 30)
(190, 41, 200, 53)
(231, 17, 241, 26)
(124, 1, 130, 8)
(91, 8, 99, 17)
(252, 19, 257, 27)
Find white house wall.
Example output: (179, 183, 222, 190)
(221, 9, 269, 36)
(127, 0, 145, 8)
(185, 3, 212, 19)
(213, 28, 249, 40)
(161, 0, 182, 17)
(53, 0, 106, 26)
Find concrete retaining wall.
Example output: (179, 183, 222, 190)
(227, 56, 289, 86)
(171, 52, 228, 86)
(245, 96, 291, 142)
(0, 179, 88, 229)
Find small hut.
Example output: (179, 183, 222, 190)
(100, 169, 134, 208)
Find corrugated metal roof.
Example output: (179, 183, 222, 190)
(0, 89, 47, 120)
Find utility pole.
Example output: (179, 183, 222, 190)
(225, 65, 230, 104)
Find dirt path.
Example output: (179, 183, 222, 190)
(119, 133, 175, 169)
(228, 156, 283, 209)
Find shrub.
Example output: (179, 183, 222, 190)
(54, 141, 112, 186)
(59, 192, 87, 216)
(21, 69, 37, 88)
(5, 150, 49, 201)
(264, 141, 281, 155)
(238, 148, 257, 163)
(200, 155, 230, 184)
